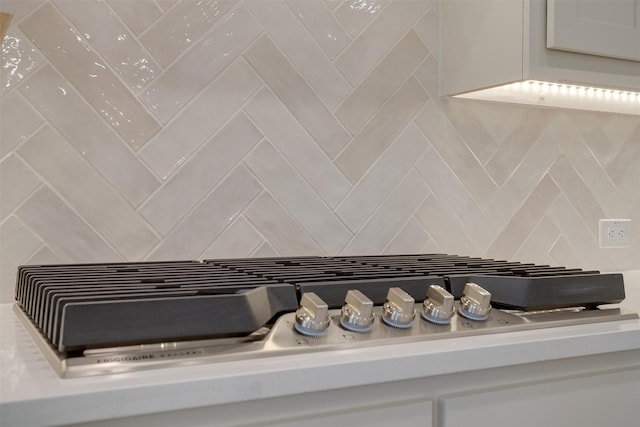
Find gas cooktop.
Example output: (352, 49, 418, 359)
(13, 254, 637, 377)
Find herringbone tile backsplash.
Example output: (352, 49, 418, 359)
(1, 0, 638, 302)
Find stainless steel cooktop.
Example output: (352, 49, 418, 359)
(13, 254, 637, 378)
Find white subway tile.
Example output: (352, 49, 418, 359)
(474, 101, 529, 146)
(0, 215, 41, 279)
(547, 114, 616, 205)
(415, 101, 498, 202)
(549, 237, 584, 270)
(200, 216, 263, 259)
(244, 192, 324, 256)
(606, 123, 640, 186)
(0, 275, 15, 303)
(605, 153, 640, 218)
(514, 216, 559, 266)
(413, 54, 438, 99)
(19, 3, 161, 148)
(382, 217, 430, 255)
(147, 165, 262, 260)
(53, 0, 160, 91)
(140, 113, 262, 235)
(440, 98, 500, 166)
(335, 0, 430, 85)
(548, 195, 613, 268)
(324, 0, 343, 12)
(246, 0, 350, 109)
(336, 122, 429, 232)
(334, 0, 389, 39)
(0, 91, 42, 157)
(415, 147, 496, 251)
(487, 175, 561, 260)
(0, 0, 635, 276)
(567, 111, 615, 166)
(156, 0, 179, 12)
(251, 241, 281, 257)
(18, 126, 159, 259)
(549, 156, 606, 236)
(140, 58, 262, 178)
(286, 0, 350, 60)
(244, 35, 350, 159)
(485, 108, 554, 185)
(19, 65, 160, 207)
(24, 245, 64, 266)
(141, 0, 238, 67)
(244, 141, 351, 254)
(415, 194, 478, 255)
(420, 236, 442, 254)
(413, 3, 438, 62)
(0, 154, 41, 221)
(341, 171, 429, 255)
(244, 88, 351, 209)
(335, 77, 428, 184)
(15, 186, 122, 262)
(619, 238, 640, 271)
(1, 29, 43, 93)
(337, 30, 429, 134)
(601, 114, 638, 149)
(0, 244, 64, 303)
(140, 3, 259, 124)
(487, 132, 560, 226)
(10, 0, 42, 22)
(106, 0, 163, 36)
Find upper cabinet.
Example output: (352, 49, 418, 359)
(441, 0, 640, 115)
(547, 0, 640, 61)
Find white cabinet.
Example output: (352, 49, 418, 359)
(442, 368, 640, 427)
(441, 0, 640, 96)
(547, 0, 640, 61)
(67, 387, 435, 427)
(69, 350, 640, 427)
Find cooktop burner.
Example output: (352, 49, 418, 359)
(13, 254, 636, 377)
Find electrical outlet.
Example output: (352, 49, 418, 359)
(599, 219, 631, 248)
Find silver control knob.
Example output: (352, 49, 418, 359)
(294, 292, 330, 336)
(422, 285, 455, 324)
(340, 290, 375, 333)
(458, 282, 491, 321)
(381, 287, 415, 328)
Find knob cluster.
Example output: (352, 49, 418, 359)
(293, 282, 492, 336)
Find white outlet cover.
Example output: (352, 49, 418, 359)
(599, 219, 632, 248)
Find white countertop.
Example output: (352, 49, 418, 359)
(1, 271, 639, 426)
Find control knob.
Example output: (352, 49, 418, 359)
(340, 289, 375, 333)
(458, 282, 491, 321)
(422, 285, 455, 324)
(381, 287, 415, 328)
(294, 292, 330, 336)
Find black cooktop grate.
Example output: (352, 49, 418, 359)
(14, 254, 625, 352)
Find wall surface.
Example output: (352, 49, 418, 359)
(0, 0, 638, 302)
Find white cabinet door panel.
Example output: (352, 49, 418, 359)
(441, 368, 640, 427)
(547, 0, 640, 61)
(258, 399, 433, 427)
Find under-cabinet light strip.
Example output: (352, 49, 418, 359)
(508, 81, 640, 103)
(455, 80, 640, 115)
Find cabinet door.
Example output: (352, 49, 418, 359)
(255, 399, 433, 427)
(547, 0, 640, 61)
(441, 368, 640, 427)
